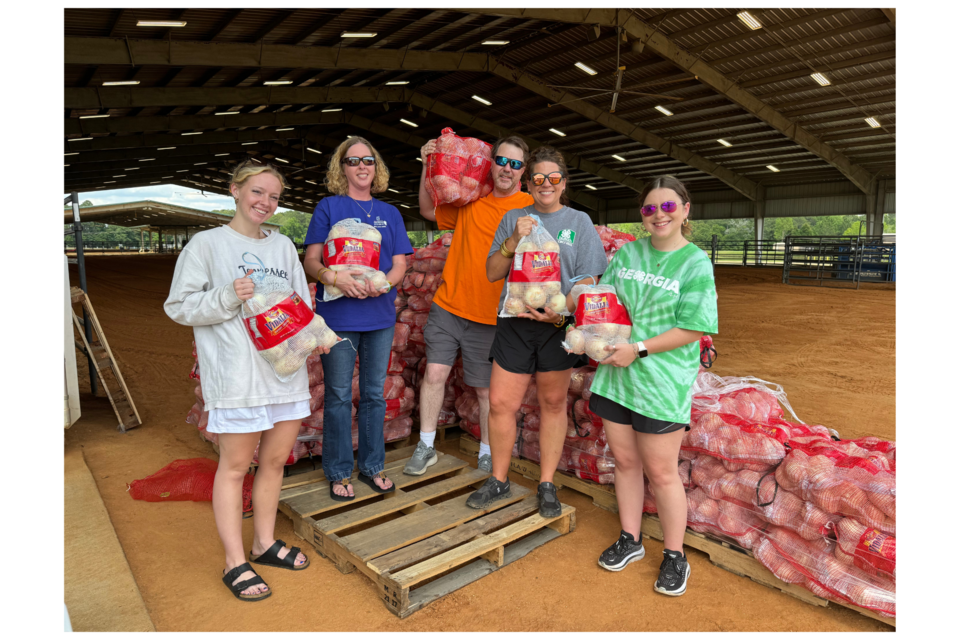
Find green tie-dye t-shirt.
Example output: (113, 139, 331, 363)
(589, 238, 719, 424)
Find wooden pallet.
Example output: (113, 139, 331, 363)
(460, 433, 618, 512)
(460, 434, 894, 628)
(278, 444, 575, 618)
(71, 287, 142, 432)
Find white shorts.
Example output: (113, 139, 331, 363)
(206, 400, 311, 434)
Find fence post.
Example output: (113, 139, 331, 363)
(711, 234, 718, 264)
(742, 241, 748, 266)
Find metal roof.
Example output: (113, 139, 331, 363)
(64, 8, 895, 222)
(64, 200, 280, 231)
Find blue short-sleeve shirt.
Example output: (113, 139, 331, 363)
(304, 195, 414, 332)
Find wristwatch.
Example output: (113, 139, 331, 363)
(633, 341, 649, 359)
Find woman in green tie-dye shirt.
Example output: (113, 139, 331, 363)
(589, 175, 718, 597)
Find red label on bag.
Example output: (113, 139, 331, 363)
(854, 528, 896, 577)
(574, 292, 631, 326)
(245, 293, 316, 351)
(324, 237, 380, 269)
(509, 251, 560, 283)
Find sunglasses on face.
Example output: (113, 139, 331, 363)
(343, 156, 376, 167)
(641, 201, 679, 216)
(494, 155, 524, 170)
(531, 172, 565, 186)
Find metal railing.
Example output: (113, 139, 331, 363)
(693, 237, 787, 266)
(782, 234, 895, 288)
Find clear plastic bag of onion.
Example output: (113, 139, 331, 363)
(561, 283, 632, 361)
(321, 219, 391, 301)
(242, 272, 341, 382)
(498, 214, 568, 318)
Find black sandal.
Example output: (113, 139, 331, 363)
(329, 477, 355, 502)
(222, 562, 271, 602)
(250, 539, 310, 571)
(358, 471, 396, 494)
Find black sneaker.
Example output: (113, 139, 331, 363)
(654, 549, 691, 596)
(598, 530, 645, 571)
(537, 482, 562, 518)
(465, 476, 512, 509)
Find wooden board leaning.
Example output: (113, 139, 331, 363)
(277, 444, 575, 618)
(459, 433, 894, 628)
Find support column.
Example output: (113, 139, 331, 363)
(753, 186, 765, 265)
(864, 179, 878, 237)
(426, 229, 434, 243)
(867, 179, 887, 236)
(598, 198, 608, 226)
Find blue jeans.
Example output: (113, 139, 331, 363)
(319, 325, 395, 482)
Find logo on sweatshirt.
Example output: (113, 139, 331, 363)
(557, 229, 576, 246)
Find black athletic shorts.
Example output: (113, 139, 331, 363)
(489, 315, 586, 375)
(589, 392, 690, 434)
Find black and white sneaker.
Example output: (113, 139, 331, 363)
(598, 530, 645, 571)
(465, 476, 511, 509)
(654, 549, 691, 596)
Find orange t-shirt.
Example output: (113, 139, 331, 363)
(433, 190, 535, 325)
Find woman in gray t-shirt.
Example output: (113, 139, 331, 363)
(465, 145, 607, 518)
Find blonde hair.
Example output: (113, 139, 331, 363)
(325, 136, 391, 196)
(229, 159, 288, 199)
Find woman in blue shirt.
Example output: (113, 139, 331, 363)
(303, 136, 413, 500)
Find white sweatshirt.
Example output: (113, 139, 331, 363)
(164, 226, 311, 410)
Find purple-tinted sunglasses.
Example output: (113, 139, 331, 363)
(641, 201, 678, 216)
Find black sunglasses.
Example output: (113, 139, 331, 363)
(343, 156, 376, 167)
(531, 172, 565, 186)
(494, 155, 524, 171)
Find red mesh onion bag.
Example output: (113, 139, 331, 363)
(128, 458, 254, 512)
(425, 128, 494, 208)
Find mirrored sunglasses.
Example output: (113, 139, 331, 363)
(343, 156, 376, 167)
(531, 172, 565, 186)
(494, 155, 524, 170)
(641, 201, 678, 216)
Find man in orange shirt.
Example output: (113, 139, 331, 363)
(404, 136, 534, 476)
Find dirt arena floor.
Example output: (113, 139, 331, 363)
(64, 254, 894, 632)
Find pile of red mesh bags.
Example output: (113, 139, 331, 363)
(412, 233, 452, 274)
(424, 127, 494, 208)
(128, 458, 255, 512)
(594, 225, 636, 263)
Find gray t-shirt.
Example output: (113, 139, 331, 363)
(488, 204, 608, 308)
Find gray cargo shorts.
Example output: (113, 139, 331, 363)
(423, 302, 497, 388)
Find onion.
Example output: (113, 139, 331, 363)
(564, 329, 586, 354)
(504, 297, 526, 315)
(523, 285, 547, 308)
(546, 293, 567, 314)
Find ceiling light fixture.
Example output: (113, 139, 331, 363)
(717, 139, 732, 147)
(263, 80, 293, 86)
(241, 141, 258, 145)
(65, 152, 79, 156)
(655, 105, 674, 116)
(215, 153, 229, 156)
(215, 111, 239, 115)
(865, 117, 881, 128)
(321, 108, 342, 113)
(400, 204, 411, 208)
(810, 72, 831, 86)
(767, 165, 780, 172)
(471, 95, 492, 106)
(482, 40, 509, 45)
(737, 11, 763, 30)
(276, 127, 294, 131)
(388, 188, 399, 193)
(157, 147, 175, 150)
(162, 176, 173, 179)
(585, 184, 597, 191)
(194, 162, 207, 166)
(104, 181, 116, 184)
(612, 154, 626, 161)
(385, 81, 409, 85)
(69, 137, 92, 142)
(400, 119, 418, 127)
(137, 20, 187, 27)
(416, 157, 422, 162)
(549, 128, 566, 137)
(341, 32, 377, 38)
(275, 157, 289, 163)
(151, 181, 161, 184)
(182, 132, 202, 136)
(79, 114, 110, 119)
(139, 158, 155, 161)
(177, 169, 189, 172)
(113, 175, 126, 178)
(307, 148, 322, 154)
(575, 62, 597, 75)
(306, 180, 317, 185)
(124, 167, 140, 171)
(102, 80, 140, 86)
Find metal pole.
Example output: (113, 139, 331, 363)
(70, 192, 97, 395)
(711, 234, 718, 264)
